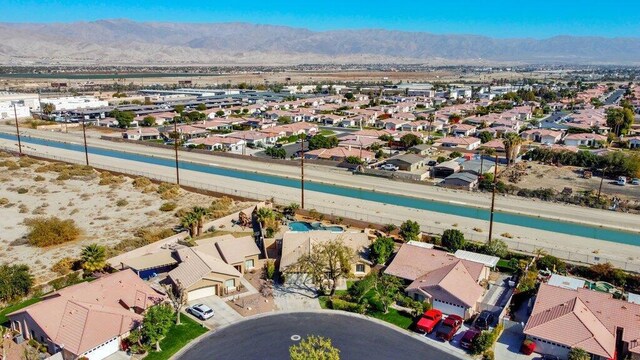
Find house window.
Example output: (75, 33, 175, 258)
(225, 279, 235, 289)
(355, 264, 365, 273)
(245, 259, 255, 270)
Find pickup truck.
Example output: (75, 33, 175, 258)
(436, 315, 463, 341)
(379, 163, 399, 171)
(416, 309, 443, 334)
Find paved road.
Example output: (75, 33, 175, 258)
(177, 312, 464, 360)
(604, 89, 625, 106)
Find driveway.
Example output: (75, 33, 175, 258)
(421, 322, 473, 359)
(177, 312, 466, 360)
(495, 321, 537, 360)
(186, 295, 242, 329)
(273, 283, 321, 311)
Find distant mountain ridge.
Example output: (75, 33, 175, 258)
(1, 19, 639, 65)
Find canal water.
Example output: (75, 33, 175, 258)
(1, 132, 638, 246)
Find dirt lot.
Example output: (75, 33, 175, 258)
(0, 153, 249, 283)
(504, 161, 640, 202)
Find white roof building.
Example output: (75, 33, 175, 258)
(454, 250, 500, 268)
(547, 274, 586, 290)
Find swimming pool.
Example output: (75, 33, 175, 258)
(289, 221, 344, 233)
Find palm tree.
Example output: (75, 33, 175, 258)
(502, 133, 523, 167)
(427, 113, 435, 142)
(181, 213, 198, 237)
(256, 207, 275, 226)
(191, 206, 209, 236)
(81, 244, 106, 273)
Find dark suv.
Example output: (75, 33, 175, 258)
(474, 310, 495, 330)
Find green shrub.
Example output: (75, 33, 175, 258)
(158, 183, 180, 200)
(482, 350, 495, 360)
(17, 188, 28, 194)
(265, 260, 276, 280)
(0, 198, 9, 206)
(51, 257, 78, 275)
(132, 177, 152, 189)
(24, 217, 81, 247)
(116, 199, 128, 207)
(159, 202, 177, 212)
(329, 298, 366, 314)
(34, 175, 45, 182)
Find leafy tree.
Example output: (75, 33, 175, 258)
(265, 146, 286, 159)
(141, 116, 156, 127)
(293, 239, 355, 295)
(536, 255, 566, 273)
(42, 103, 56, 115)
(344, 156, 363, 165)
(309, 135, 339, 150)
(215, 110, 225, 117)
(112, 110, 135, 129)
(478, 131, 493, 144)
(470, 330, 493, 355)
(449, 151, 462, 159)
(186, 111, 206, 123)
(374, 274, 404, 313)
(289, 335, 340, 360)
(441, 229, 465, 252)
(370, 236, 395, 264)
(568, 348, 590, 360)
(400, 133, 422, 148)
(163, 283, 186, 325)
(81, 243, 106, 272)
(484, 239, 508, 258)
(278, 116, 293, 124)
(196, 103, 207, 111)
(174, 105, 185, 114)
(606, 107, 634, 136)
(399, 220, 420, 242)
(0, 264, 33, 303)
(142, 304, 174, 352)
(344, 92, 354, 101)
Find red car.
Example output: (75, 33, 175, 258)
(436, 315, 464, 341)
(460, 329, 481, 349)
(416, 309, 443, 334)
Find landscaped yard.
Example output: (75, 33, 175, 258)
(319, 129, 336, 136)
(0, 297, 42, 325)
(143, 315, 208, 360)
(369, 308, 414, 330)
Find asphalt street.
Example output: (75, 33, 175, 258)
(177, 312, 463, 360)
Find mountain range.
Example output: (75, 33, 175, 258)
(1, 19, 639, 66)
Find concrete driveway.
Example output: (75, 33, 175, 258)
(186, 295, 242, 329)
(421, 322, 473, 359)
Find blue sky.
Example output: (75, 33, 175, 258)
(2, 0, 639, 38)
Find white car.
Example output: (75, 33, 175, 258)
(380, 164, 399, 171)
(617, 176, 627, 186)
(187, 304, 214, 320)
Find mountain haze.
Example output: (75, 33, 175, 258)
(1, 19, 639, 65)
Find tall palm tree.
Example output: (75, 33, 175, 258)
(181, 213, 198, 237)
(191, 206, 209, 236)
(502, 133, 524, 167)
(81, 244, 106, 273)
(427, 113, 435, 142)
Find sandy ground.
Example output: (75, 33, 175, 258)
(1, 127, 640, 271)
(0, 153, 247, 284)
(506, 162, 640, 202)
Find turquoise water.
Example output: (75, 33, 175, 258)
(1, 132, 638, 246)
(289, 221, 345, 233)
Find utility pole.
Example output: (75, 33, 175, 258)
(173, 120, 180, 185)
(13, 104, 22, 155)
(488, 153, 499, 242)
(81, 119, 89, 166)
(300, 134, 305, 209)
(597, 167, 606, 199)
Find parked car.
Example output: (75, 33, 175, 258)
(617, 176, 627, 186)
(427, 160, 437, 166)
(460, 329, 480, 349)
(416, 309, 443, 334)
(187, 304, 214, 320)
(540, 355, 560, 360)
(436, 315, 463, 341)
(474, 310, 495, 330)
(380, 163, 399, 171)
(632, 178, 640, 185)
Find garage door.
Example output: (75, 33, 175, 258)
(84, 336, 119, 360)
(433, 299, 466, 318)
(188, 287, 216, 301)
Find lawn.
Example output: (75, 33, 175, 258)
(369, 308, 415, 330)
(143, 315, 208, 360)
(0, 297, 42, 325)
(318, 129, 336, 136)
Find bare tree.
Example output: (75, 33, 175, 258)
(293, 238, 356, 296)
(164, 282, 187, 325)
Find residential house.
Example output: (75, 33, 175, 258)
(563, 133, 607, 147)
(228, 131, 278, 147)
(304, 147, 375, 163)
(524, 283, 640, 360)
(440, 172, 479, 190)
(408, 144, 434, 156)
(123, 127, 160, 141)
(384, 244, 489, 319)
(385, 154, 426, 172)
(460, 159, 495, 176)
(381, 118, 409, 131)
(433, 160, 461, 178)
(8, 270, 165, 360)
(627, 136, 640, 149)
(186, 136, 245, 152)
(279, 231, 372, 286)
(450, 124, 477, 137)
(321, 114, 346, 126)
(168, 247, 242, 301)
(436, 137, 482, 150)
(338, 135, 383, 149)
(174, 125, 209, 140)
(521, 129, 564, 145)
(193, 234, 261, 274)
